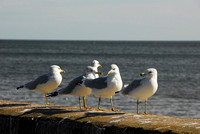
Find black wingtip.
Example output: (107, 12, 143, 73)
(75, 81, 83, 85)
(47, 92, 58, 97)
(115, 91, 120, 94)
(17, 85, 24, 90)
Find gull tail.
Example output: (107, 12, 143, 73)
(115, 91, 120, 94)
(123, 84, 129, 88)
(47, 91, 59, 97)
(75, 81, 83, 85)
(115, 91, 124, 96)
(17, 85, 24, 90)
(115, 84, 128, 94)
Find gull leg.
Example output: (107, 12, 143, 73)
(45, 93, 49, 105)
(79, 96, 82, 110)
(110, 97, 115, 111)
(98, 97, 101, 110)
(144, 99, 148, 114)
(83, 96, 91, 109)
(137, 99, 140, 114)
(83, 96, 87, 107)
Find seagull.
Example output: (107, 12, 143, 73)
(17, 65, 65, 105)
(120, 68, 158, 114)
(83, 64, 123, 111)
(91, 60, 102, 78)
(48, 66, 102, 109)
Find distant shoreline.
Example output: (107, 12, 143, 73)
(1, 39, 200, 42)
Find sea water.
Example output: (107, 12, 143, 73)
(0, 40, 199, 118)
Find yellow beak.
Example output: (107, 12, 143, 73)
(96, 71, 103, 75)
(140, 73, 145, 76)
(60, 70, 65, 73)
(99, 64, 102, 67)
(107, 71, 111, 76)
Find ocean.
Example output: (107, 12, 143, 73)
(0, 40, 200, 119)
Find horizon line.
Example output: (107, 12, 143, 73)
(0, 38, 200, 42)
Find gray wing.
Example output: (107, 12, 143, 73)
(58, 75, 84, 94)
(84, 77, 107, 89)
(121, 79, 143, 95)
(25, 74, 50, 90)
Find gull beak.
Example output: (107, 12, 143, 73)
(96, 71, 103, 75)
(60, 70, 65, 73)
(98, 64, 102, 67)
(107, 71, 111, 76)
(140, 73, 146, 76)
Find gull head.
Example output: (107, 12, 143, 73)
(84, 66, 102, 76)
(50, 65, 65, 74)
(140, 68, 157, 79)
(107, 64, 120, 75)
(91, 60, 102, 68)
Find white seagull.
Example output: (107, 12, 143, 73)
(48, 66, 102, 109)
(83, 64, 123, 111)
(17, 65, 65, 105)
(121, 68, 158, 114)
(91, 60, 102, 78)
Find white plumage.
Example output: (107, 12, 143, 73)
(121, 68, 158, 114)
(48, 66, 102, 109)
(91, 60, 102, 78)
(17, 65, 65, 104)
(83, 64, 123, 111)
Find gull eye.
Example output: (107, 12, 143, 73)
(113, 68, 115, 70)
(149, 71, 152, 74)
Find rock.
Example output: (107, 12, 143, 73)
(0, 100, 200, 134)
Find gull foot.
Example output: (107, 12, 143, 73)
(97, 108, 104, 111)
(111, 109, 119, 112)
(84, 106, 92, 109)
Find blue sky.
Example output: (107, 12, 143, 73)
(0, 0, 200, 40)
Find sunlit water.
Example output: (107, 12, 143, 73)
(0, 40, 200, 119)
